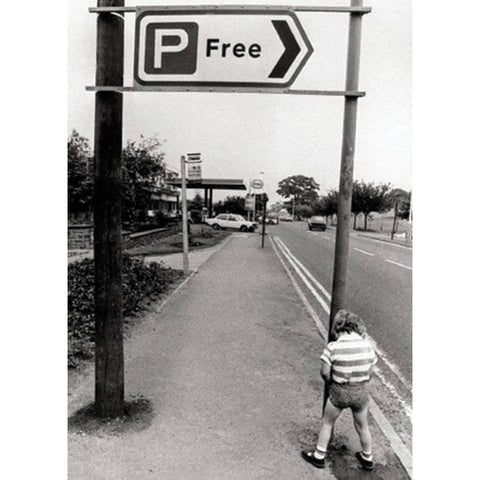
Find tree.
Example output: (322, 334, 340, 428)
(276, 175, 320, 218)
(387, 188, 410, 239)
(121, 135, 166, 224)
(268, 201, 284, 213)
(188, 193, 204, 211)
(68, 130, 94, 214)
(351, 180, 391, 230)
(213, 196, 246, 215)
(296, 204, 314, 219)
(313, 190, 338, 225)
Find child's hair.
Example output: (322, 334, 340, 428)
(332, 310, 366, 339)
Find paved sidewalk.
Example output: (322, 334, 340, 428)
(68, 233, 409, 479)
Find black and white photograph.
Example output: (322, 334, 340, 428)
(7, 0, 480, 479)
(67, 1, 413, 478)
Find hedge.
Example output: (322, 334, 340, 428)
(68, 254, 182, 367)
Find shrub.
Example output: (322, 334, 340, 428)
(68, 254, 182, 367)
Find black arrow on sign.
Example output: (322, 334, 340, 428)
(269, 20, 301, 79)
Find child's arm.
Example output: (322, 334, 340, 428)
(320, 361, 331, 383)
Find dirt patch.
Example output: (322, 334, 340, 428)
(68, 395, 154, 437)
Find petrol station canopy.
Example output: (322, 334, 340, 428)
(167, 178, 247, 191)
(167, 178, 247, 217)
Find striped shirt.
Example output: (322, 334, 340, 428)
(320, 332, 377, 384)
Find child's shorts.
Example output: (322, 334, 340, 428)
(329, 381, 370, 412)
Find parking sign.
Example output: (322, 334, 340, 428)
(134, 7, 313, 89)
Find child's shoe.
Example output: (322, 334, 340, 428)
(355, 451, 374, 470)
(301, 450, 325, 468)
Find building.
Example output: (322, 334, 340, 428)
(147, 168, 181, 219)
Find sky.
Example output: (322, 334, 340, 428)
(68, 0, 411, 204)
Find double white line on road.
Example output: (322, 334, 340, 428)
(270, 235, 412, 478)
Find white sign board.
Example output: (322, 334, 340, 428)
(245, 194, 255, 211)
(134, 7, 313, 89)
(188, 163, 202, 180)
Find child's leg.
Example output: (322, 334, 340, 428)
(352, 405, 372, 457)
(315, 398, 343, 456)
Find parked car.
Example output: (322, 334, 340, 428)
(279, 213, 293, 222)
(308, 215, 327, 231)
(266, 213, 279, 225)
(205, 214, 257, 232)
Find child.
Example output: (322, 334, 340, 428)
(301, 309, 377, 470)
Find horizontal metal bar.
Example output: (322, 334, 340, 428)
(88, 5, 371, 14)
(86, 85, 365, 97)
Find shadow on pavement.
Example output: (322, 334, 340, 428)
(68, 395, 155, 437)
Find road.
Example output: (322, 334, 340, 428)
(268, 220, 413, 451)
(269, 220, 412, 384)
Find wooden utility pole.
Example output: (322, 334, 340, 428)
(93, 0, 125, 417)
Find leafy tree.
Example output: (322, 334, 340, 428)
(387, 188, 411, 238)
(313, 190, 338, 224)
(351, 180, 391, 230)
(68, 130, 94, 214)
(296, 204, 314, 219)
(276, 175, 320, 218)
(121, 135, 166, 224)
(188, 193, 204, 211)
(213, 196, 246, 215)
(268, 201, 284, 213)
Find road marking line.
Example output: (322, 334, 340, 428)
(270, 236, 328, 339)
(374, 367, 412, 419)
(368, 336, 411, 391)
(354, 247, 374, 256)
(271, 235, 412, 478)
(275, 239, 331, 315)
(276, 238, 332, 301)
(354, 234, 412, 250)
(385, 259, 412, 270)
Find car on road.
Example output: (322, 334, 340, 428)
(279, 213, 293, 222)
(308, 215, 327, 231)
(205, 214, 257, 232)
(266, 213, 279, 225)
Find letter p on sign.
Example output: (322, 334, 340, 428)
(154, 29, 189, 69)
(138, 21, 198, 77)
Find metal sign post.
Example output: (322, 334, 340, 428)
(180, 155, 189, 276)
(261, 193, 268, 248)
(324, 0, 365, 410)
(93, 0, 125, 417)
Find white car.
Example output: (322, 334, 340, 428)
(205, 214, 257, 232)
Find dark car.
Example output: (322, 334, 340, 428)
(308, 216, 327, 231)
